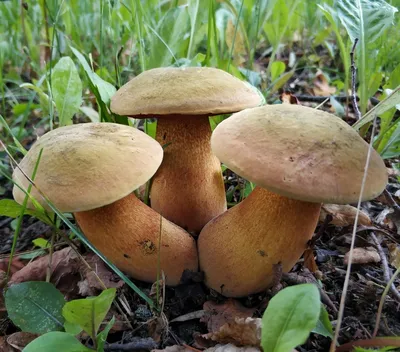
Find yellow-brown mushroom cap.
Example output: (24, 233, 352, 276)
(110, 67, 263, 117)
(211, 104, 387, 204)
(12, 123, 163, 212)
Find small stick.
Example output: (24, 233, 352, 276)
(370, 232, 400, 303)
(350, 38, 361, 120)
(105, 337, 157, 351)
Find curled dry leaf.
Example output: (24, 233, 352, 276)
(388, 243, 400, 269)
(7, 332, 38, 350)
(153, 344, 262, 352)
(344, 247, 381, 265)
(320, 204, 372, 227)
(312, 70, 336, 96)
(201, 299, 256, 333)
(9, 247, 123, 298)
(280, 91, 300, 105)
(201, 317, 261, 347)
(0, 336, 15, 352)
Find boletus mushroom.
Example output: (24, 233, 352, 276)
(12, 123, 198, 285)
(198, 104, 388, 297)
(110, 66, 263, 233)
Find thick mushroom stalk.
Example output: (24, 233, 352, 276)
(75, 193, 198, 286)
(198, 104, 388, 297)
(110, 67, 263, 233)
(151, 115, 226, 233)
(198, 187, 321, 297)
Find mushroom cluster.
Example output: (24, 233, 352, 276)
(12, 67, 388, 298)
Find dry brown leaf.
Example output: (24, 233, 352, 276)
(388, 243, 400, 269)
(0, 336, 15, 352)
(0, 257, 26, 276)
(320, 204, 372, 227)
(7, 332, 38, 350)
(201, 317, 261, 347)
(303, 248, 318, 273)
(280, 92, 300, 105)
(344, 247, 380, 265)
(9, 247, 123, 299)
(312, 70, 336, 96)
(201, 300, 256, 333)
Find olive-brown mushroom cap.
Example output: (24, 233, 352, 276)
(211, 104, 387, 204)
(110, 66, 263, 117)
(12, 123, 163, 212)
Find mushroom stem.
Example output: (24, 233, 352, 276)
(198, 187, 321, 297)
(151, 115, 227, 234)
(74, 193, 198, 286)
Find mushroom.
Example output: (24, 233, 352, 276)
(110, 66, 263, 233)
(13, 123, 198, 285)
(198, 104, 388, 297)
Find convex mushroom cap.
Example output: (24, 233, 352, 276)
(212, 104, 387, 203)
(198, 104, 387, 297)
(13, 123, 198, 286)
(13, 122, 163, 212)
(111, 66, 264, 233)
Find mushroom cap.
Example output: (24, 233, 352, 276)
(110, 67, 263, 117)
(211, 104, 388, 204)
(13, 123, 163, 212)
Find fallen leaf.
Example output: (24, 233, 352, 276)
(9, 247, 123, 299)
(153, 344, 264, 352)
(388, 243, 400, 269)
(280, 91, 300, 105)
(312, 70, 336, 96)
(7, 332, 38, 350)
(201, 317, 261, 347)
(320, 204, 371, 227)
(0, 257, 26, 276)
(0, 336, 15, 352)
(344, 247, 380, 265)
(303, 248, 318, 273)
(201, 300, 256, 333)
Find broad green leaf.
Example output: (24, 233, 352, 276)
(51, 56, 82, 126)
(270, 70, 294, 94)
(62, 288, 116, 340)
(261, 284, 320, 352)
(0, 199, 52, 225)
(270, 61, 286, 83)
(380, 121, 400, 159)
(79, 106, 99, 122)
(23, 332, 92, 352)
(336, 0, 398, 113)
(96, 316, 115, 351)
(312, 305, 334, 339)
(64, 321, 83, 336)
(5, 282, 65, 334)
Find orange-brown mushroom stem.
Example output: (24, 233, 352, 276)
(75, 193, 198, 286)
(151, 115, 227, 234)
(198, 187, 321, 297)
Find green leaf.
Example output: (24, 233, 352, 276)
(261, 284, 321, 352)
(335, 0, 398, 113)
(353, 85, 400, 130)
(23, 331, 92, 352)
(380, 120, 400, 159)
(62, 288, 116, 340)
(32, 238, 51, 249)
(64, 321, 83, 336)
(20, 83, 54, 118)
(312, 305, 333, 339)
(0, 199, 52, 225)
(51, 56, 82, 126)
(96, 316, 115, 352)
(270, 61, 286, 83)
(5, 282, 65, 334)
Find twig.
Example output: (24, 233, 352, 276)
(384, 189, 400, 212)
(295, 94, 380, 106)
(282, 271, 337, 313)
(350, 39, 361, 120)
(370, 232, 400, 303)
(329, 116, 378, 351)
(104, 337, 157, 351)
